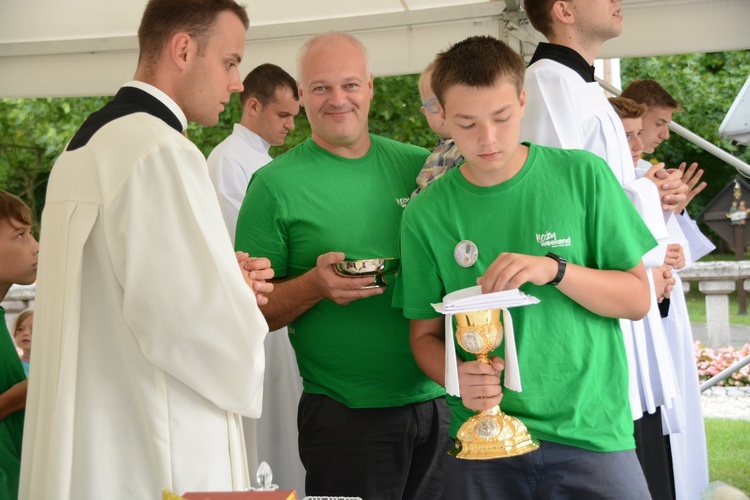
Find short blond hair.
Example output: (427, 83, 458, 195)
(296, 32, 371, 84)
(608, 97, 648, 120)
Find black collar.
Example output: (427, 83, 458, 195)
(528, 42, 596, 83)
(67, 86, 183, 151)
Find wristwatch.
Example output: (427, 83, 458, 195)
(545, 253, 567, 286)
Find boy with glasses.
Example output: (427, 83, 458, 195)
(411, 60, 464, 198)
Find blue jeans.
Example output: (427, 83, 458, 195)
(443, 439, 651, 499)
(297, 393, 451, 500)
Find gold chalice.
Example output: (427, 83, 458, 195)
(450, 308, 539, 459)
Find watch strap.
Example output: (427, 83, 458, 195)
(545, 253, 566, 286)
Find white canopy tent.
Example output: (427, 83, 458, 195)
(1, 0, 749, 99)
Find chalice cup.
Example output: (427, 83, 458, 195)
(450, 308, 539, 459)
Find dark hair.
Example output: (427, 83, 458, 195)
(523, 0, 557, 37)
(138, 0, 249, 64)
(239, 63, 299, 107)
(0, 190, 33, 228)
(608, 97, 648, 120)
(621, 79, 683, 112)
(431, 36, 526, 106)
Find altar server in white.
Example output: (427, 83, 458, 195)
(208, 63, 299, 244)
(20, 1, 272, 498)
(208, 63, 305, 494)
(520, 0, 685, 228)
(519, 2, 687, 498)
(610, 96, 704, 499)
(655, 172, 713, 500)
(622, 79, 715, 499)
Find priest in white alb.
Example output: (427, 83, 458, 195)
(19, 1, 271, 498)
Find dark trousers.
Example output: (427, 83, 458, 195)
(297, 393, 450, 500)
(442, 440, 651, 499)
(634, 408, 676, 500)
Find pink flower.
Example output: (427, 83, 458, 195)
(693, 342, 750, 386)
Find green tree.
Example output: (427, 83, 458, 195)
(621, 51, 750, 231)
(0, 74, 436, 222)
(0, 96, 111, 221)
(3, 52, 749, 234)
(621, 50, 750, 253)
(188, 73, 433, 158)
(0, 73, 435, 222)
(369, 74, 435, 149)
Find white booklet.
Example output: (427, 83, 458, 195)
(431, 286, 540, 397)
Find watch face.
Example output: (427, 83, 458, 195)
(454, 240, 478, 268)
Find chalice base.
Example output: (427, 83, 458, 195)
(449, 408, 539, 460)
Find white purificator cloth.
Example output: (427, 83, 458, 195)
(432, 286, 539, 397)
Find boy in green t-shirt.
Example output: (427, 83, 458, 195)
(0, 190, 39, 500)
(397, 36, 655, 498)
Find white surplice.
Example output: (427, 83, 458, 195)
(208, 124, 306, 494)
(20, 98, 268, 498)
(520, 58, 674, 419)
(521, 59, 667, 240)
(662, 207, 714, 500)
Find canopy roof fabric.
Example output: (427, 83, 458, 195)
(1, 0, 749, 98)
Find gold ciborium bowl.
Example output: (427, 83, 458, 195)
(451, 308, 538, 460)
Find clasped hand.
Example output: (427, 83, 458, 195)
(653, 243, 683, 302)
(236, 252, 274, 306)
(645, 164, 689, 212)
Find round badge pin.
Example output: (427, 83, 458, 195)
(454, 240, 478, 268)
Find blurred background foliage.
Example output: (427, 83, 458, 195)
(2, 49, 749, 250)
(621, 50, 750, 253)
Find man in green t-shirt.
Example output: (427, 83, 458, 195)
(397, 36, 655, 498)
(236, 32, 449, 499)
(0, 190, 39, 500)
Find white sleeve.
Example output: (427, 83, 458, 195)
(677, 211, 716, 264)
(520, 65, 586, 151)
(208, 152, 251, 244)
(624, 176, 670, 244)
(109, 143, 268, 417)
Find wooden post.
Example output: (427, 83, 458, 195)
(735, 224, 747, 314)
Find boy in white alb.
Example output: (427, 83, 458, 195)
(620, 81, 716, 499)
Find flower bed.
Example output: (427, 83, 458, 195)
(695, 342, 750, 386)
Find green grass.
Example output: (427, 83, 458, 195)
(684, 287, 750, 326)
(684, 254, 750, 327)
(669, 256, 749, 494)
(705, 418, 750, 494)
